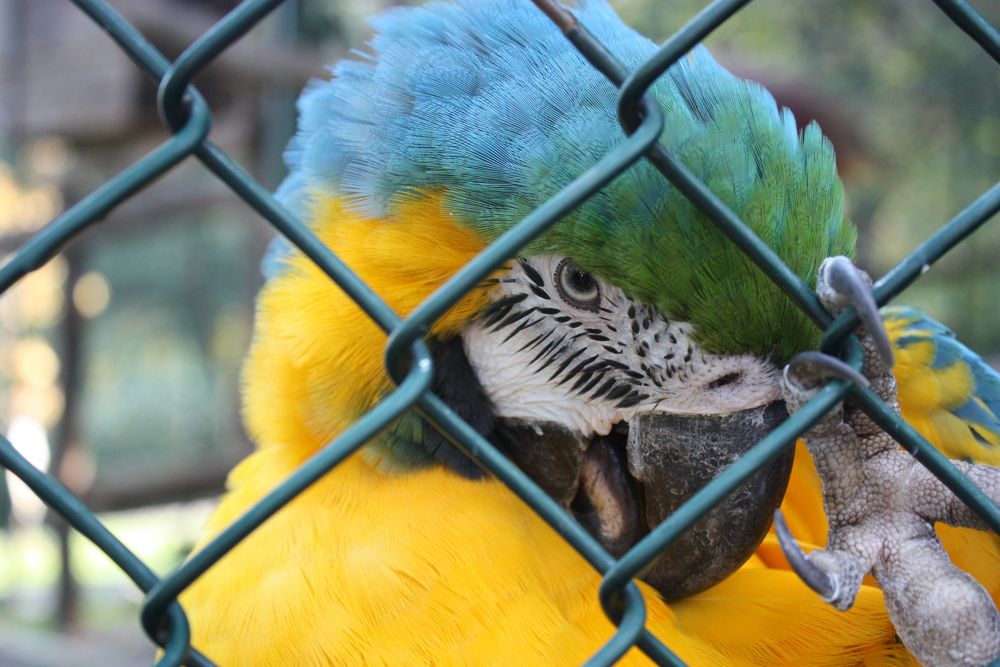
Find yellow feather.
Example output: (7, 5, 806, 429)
(183, 195, 999, 665)
(243, 193, 495, 462)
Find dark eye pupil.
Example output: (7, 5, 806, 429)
(570, 270, 594, 292)
(554, 259, 601, 311)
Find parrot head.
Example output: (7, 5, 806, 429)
(263, 0, 855, 599)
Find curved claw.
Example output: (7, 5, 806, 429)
(773, 510, 837, 603)
(783, 351, 870, 391)
(822, 257, 893, 368)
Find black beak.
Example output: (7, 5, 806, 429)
(625, 400, 791, 599)
(494, 400, 792, 600)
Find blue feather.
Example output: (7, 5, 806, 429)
(276, 0, 783, 229)
(885, 305, 1000, 450)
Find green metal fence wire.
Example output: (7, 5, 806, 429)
(1, 0, 999, 664)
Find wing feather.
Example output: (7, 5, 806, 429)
(885, 305, 1000, 465)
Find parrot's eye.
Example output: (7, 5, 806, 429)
(555, 259, 601, 311)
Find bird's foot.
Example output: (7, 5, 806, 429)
(814, 255, 892, 369)
(779, 257, 897, 450)
(772, 510, 867, 611)
(776, 256, 1000, 666)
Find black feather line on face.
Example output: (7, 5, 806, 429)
(569, 371, 595, 393)
(418, 337, 497, 479)
(589, 378, 618, 400)
(616, 392, 649, 409)
(518, 258, 546, 287)
(491, 306, 536, 333)
(576, 372, 605, 395)
(556, 354, 600, 387)
(482, 293, 526, 327)
(604, 383, 632, 401)
(548, 347, 586, 382)
(503, 315, 545, 344)
(528, 284, 550, 300)
(531, 333, 568, 368)
(516, 327, 554, 354)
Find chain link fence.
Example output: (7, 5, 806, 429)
(1, 0, 999, 664)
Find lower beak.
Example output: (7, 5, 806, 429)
(626, 400, 792, 599)
(494, 400, 791, 600)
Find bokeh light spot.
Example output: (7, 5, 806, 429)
(73, 271, 111, 319)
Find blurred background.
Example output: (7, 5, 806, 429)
(0, 0, 998, 664)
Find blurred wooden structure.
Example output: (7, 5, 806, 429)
(0, 0, 331, 639)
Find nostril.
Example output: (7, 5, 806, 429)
(707, 372, 742, 390)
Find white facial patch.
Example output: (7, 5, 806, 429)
(462, 256, 781, 437)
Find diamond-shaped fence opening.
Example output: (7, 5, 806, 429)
(1, 0, 999, 665)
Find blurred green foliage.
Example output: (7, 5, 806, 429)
(80, 212, 253, 470)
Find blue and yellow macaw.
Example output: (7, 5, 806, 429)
(180, 1, 1000, 664)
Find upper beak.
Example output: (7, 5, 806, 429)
(625, 400, 791, 599)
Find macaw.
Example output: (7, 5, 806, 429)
(179, 0, 1000, 664)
